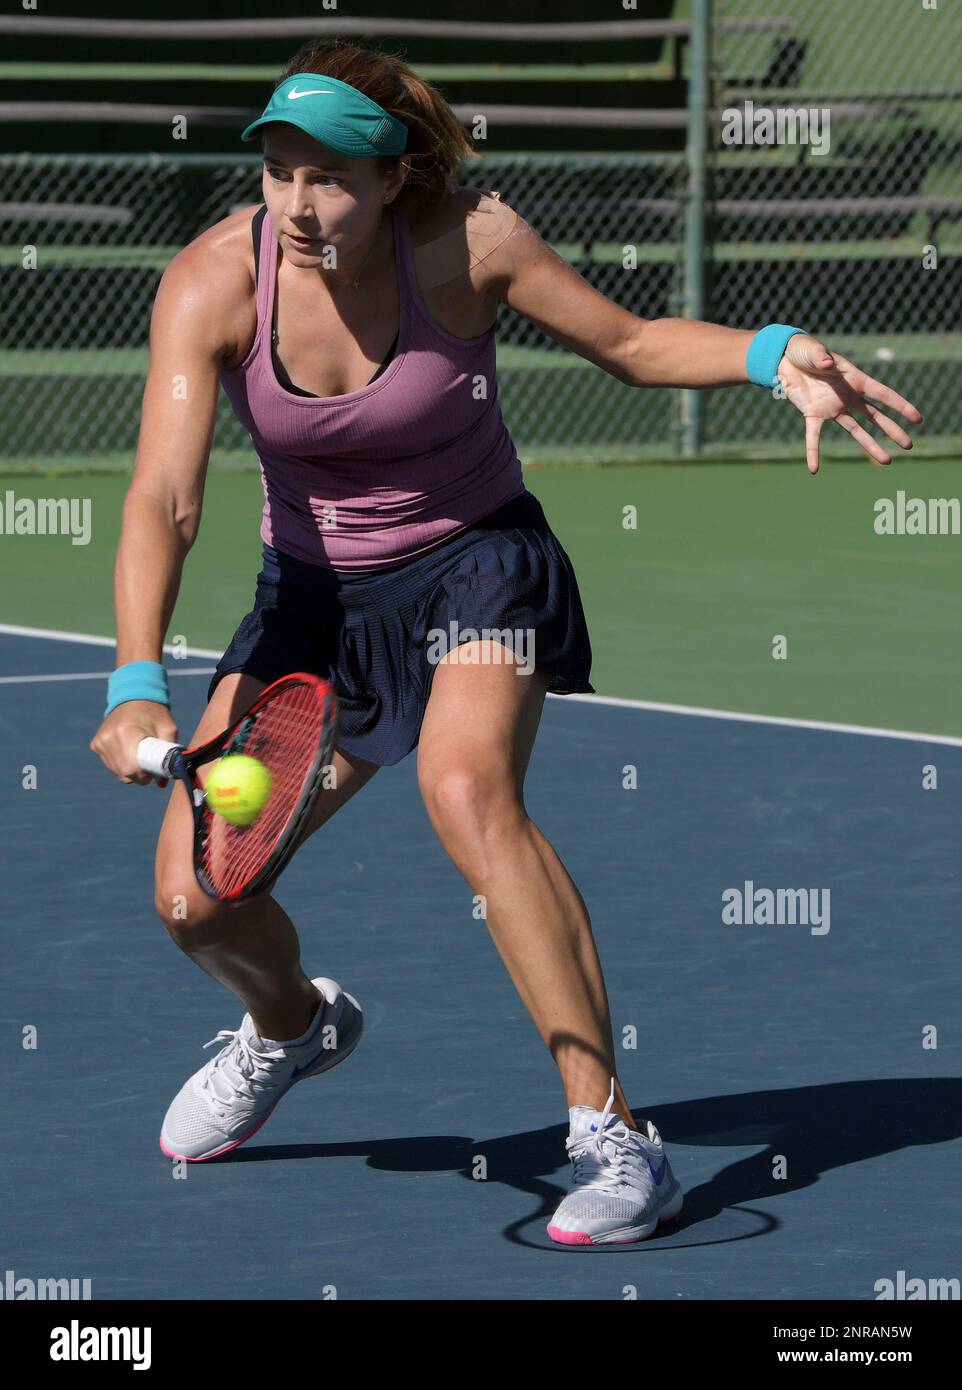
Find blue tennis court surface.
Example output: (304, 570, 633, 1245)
(1, 629, 959, 1300)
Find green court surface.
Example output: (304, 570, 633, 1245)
(2, 459, 959, 739)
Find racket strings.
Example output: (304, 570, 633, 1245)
(202, 682, 334, 897)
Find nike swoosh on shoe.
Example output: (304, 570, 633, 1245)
(648, 1154, 668, 1185)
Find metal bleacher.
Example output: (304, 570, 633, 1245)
(1, 3, 959, 459)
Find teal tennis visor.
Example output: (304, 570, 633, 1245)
(241, 73, 408, 157)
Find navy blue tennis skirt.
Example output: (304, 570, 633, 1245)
(207, 488, 595, 767)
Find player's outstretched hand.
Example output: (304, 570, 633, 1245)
(91, 701, 179, 787)
(775, 334, 923, 475)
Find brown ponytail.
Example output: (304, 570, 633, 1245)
(275, 38, 479, 211)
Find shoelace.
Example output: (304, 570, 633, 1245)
(198, 1027, 289, 1122)
(566, 1080, 651, 1197)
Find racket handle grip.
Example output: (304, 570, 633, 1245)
(137, 737, 182, 778)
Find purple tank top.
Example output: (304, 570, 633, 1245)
(219, 202, 526, 572)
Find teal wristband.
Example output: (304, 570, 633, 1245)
(104, 660, 170, 718)
(746, 323, 807, 389)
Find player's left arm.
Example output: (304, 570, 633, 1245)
(482, 202, 923, 473)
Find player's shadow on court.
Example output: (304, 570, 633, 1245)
(214, 1077, 961, 1247)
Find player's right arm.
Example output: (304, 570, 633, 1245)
(91, 230, 250, 784)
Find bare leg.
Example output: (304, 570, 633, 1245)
(417, 643, 639, 1131)
(153, 672, 380, 1040)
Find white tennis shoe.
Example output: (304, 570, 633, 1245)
(548, 1079, 683, 1245)
(159, 976, 362, 1162)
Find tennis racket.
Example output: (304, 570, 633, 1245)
(137, 672, 338, 903)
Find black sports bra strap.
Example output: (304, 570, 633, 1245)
(254, 204, 398, 395)
(251, 204, 267, 285)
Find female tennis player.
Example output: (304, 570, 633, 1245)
(90, 40, 921, 1246)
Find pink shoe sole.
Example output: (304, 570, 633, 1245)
(158, 986, 363, 1163)
(159, 1105, 275, 1162)
(547, 1199, 683, 1246)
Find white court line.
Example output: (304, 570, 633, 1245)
(556, 692, 962, 747)
(0, 621, 221, 659)
(0, 669, 216, 685)
(2, 620, 960, 748)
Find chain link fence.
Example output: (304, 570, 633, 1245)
(707, 0, 962, 447)
(0, 151, 689, 465)
(0, 0, 959, 467)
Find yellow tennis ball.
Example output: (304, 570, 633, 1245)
(205, 755, 272, 828)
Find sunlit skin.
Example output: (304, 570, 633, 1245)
(175, 122, 642, 1127)
(93, 112, 926, 1143)
(140, 123, 645, 1129)
(765, 333, 923, 474)
(260, 123, 410, 288)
